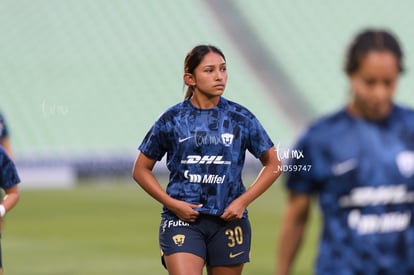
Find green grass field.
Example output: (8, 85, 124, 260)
(2, 176, 320, 275)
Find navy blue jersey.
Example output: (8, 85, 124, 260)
(286, 105, 414, 274)
(139, 97, 273, 218)
(0, 147, 20, 190)
(0, 113, 8, 140)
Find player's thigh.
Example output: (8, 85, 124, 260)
(159, 218, 207, 260)
(0, 233, 2, 274)
(164, 252, 204, 275)
(207, 264, 244, 275)
(206, 217, 251, 266)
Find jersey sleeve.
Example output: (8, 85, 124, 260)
(0, 113, 9, 139)
(246, 116, 274, 158)
(0, 149, 20, 189)
(138, 118, 168, 161)
(285, 132, 319, 194)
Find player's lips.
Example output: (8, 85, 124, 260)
(214, 84, 225, 89)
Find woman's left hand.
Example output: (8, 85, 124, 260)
(220, 199, 246, 221)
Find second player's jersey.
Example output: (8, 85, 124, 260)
(0, 146, 20, 189)
(0, 113, 8, 140)
(286, 105, 414, 274)
(139, 97, 273, 218)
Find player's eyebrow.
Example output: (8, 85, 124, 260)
(202, 62, 226, 68)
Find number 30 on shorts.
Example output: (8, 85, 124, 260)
(225, 226, 243, 247)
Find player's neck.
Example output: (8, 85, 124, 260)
(190, 94, 220, 109)
(346, 102, 393, 122)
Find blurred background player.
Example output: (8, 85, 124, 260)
(0, 113, 12, 158)
(133, 44, 281, 275)
(0, 146, 20, 274)
(277, 29, 414, 275)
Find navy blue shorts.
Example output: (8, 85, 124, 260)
(159, 214, 251, 267)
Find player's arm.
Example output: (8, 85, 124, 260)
(276, 192, 311, 275)
(132, 152, 201, 222)
(0, 150, 20, 219)
(0, 137, 13, 160)
(1, 185, 20, 218)
(221, 146, 281, 221)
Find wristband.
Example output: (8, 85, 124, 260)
(0, 205, 6, 217)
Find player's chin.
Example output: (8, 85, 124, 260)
(212, 87, 225, 95)
(369, 104, 392, 120)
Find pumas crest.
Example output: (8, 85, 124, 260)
(221, 133, 234, 146)
(396, 151, 414, 178)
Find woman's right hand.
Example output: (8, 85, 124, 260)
(167, 199, 202, 223)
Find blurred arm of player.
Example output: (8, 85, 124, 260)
(1, 137, 13, 160)
(220, 146, 282, 221)
(0, 174, 20, 233)
(276, 192, 311, 275)
(132, 152, 202, 223)
(1, 185, 20, 218)
(0, 123, 19, 230)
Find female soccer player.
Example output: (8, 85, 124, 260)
(133, 45, 281, 275)
(0, 146, 20, 274)
(277, 29, 414, 275)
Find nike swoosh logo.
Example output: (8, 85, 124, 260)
(178, 136, 193, 143)
(332, 158, 358, 176)
(229, 251, 244, 259)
